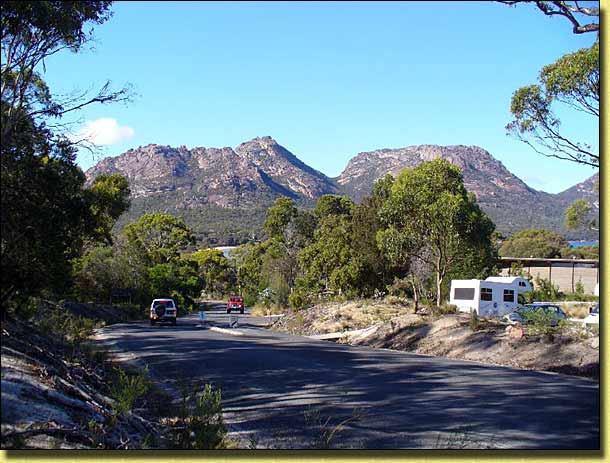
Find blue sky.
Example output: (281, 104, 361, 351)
(44, 1, 599, 193)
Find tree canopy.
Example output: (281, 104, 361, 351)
(498, 228, 568, 258)
(1, 1, 133, 311)
(379, 159, 496, 306)
(123, 213, 195, 265)
(506, 42, 598, 167)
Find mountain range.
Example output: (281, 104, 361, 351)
(85, 136, 599, 245)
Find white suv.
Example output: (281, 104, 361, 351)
(150, 298, 177, 325)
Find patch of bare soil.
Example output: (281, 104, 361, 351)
(274, 301, 599, 380)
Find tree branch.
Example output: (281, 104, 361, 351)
(499, 1, 599, 34)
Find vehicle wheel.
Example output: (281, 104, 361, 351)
(150, 319, 156, 326)
(172, 319, 176, 326)
(241, 309, 244, 314)
(227, 309, 231, 314)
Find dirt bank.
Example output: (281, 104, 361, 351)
(273, 300, 599, 380)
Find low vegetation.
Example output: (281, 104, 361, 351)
(1, 300, 230, 449)
(272, 298, 599, 380)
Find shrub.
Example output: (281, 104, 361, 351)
(168, 383, 227, 449)
(523, 276, 563, 302)
(469, 310, 480, 331)
(303, 406, 365, 449)
(520, 308, 567, 340)
(288, 289, 310, 310)
(110, 366, 151, 415)
(258, 287, 276, 309)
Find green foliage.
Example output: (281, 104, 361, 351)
(506, 42, 598, 167)
(565, 199, 597, 232)
(168, 383, 227, 449)
(110, 366, 151, 415)
(560, 244, 599, 259)
(263, 197, 298, 238)
(1, 143, 93, 305)
(123, 213, 195, 265)
(574, 280, 586, 299)
(379, 159, 495, 306)
(189, 249, 235, 298)
(72, 246, 120, 303)
(469, 310, 480, 332)
(434, 304, 458, 316)
(520, 308, 566, 338)
(499, 228, 568, 258)
(86, 174, 131, 245)
(1, 1, 130, 310)
(314, 194, 355, 219)
(234, 241, 272, 304)
(298, 213, 365, 295)
(523, 276, 563, 303)
(288, 288, 310, 310)
(350, 180, 396, 296)
(71, 214, 203, 309)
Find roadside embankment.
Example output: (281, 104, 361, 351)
(272, 300, 599, 379)
(2, 300, 229, 449)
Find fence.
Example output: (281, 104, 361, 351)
(499, 257, 599, 295)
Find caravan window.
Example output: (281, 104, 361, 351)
(480, 288, 493, 301)
(503, 289, 515, 302)
(454, 288, 475, 300)
(518, 281, 527, 287)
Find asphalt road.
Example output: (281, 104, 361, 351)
(94, 303, 600, 449)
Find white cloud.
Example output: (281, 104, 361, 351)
(76, 118, 134, 145)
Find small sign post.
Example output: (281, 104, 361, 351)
(196, 310, 207, 328)
(229, 315, 238, 328)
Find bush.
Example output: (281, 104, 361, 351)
(469, 310, 480, 331)
(288, 289, 310, 310)
(523, 276, 563, 303)
(168, 383, 227, 449)
(432, 303, 458, 316)
(110, 366, 151, 415)
(386, 277, 411, 297)
(521, 309, 566, 339)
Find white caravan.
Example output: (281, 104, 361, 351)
(449, 276, 532, 317)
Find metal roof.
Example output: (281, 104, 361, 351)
(499, 257, 599, 265)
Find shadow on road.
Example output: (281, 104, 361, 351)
(95, 318, 600, 450)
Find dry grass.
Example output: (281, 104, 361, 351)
(249, 304, 286, 316)
(555, 302, 595, 319)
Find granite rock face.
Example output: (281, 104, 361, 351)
(335, 144, 598, 238)
(86, 139, 599, 243)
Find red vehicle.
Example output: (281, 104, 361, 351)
(227, 295, 245, 314)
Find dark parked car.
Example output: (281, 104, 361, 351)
(504, 303, 567, 326)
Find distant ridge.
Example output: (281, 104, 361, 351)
(86, 138, 599, 245)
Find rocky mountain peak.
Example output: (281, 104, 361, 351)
(85, 138, 598, 243)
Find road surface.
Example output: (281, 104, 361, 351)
(94, 303, 600, 449)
